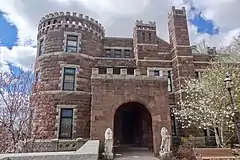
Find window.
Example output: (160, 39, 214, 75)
(66, 35, 78, 53)
(35, 72, 40, 82)
(114, 50, 122, 58)
(170, 108, 177, 136)
(38, 39, 44, 56)
(168, 71, 173, 92)
(149, 33, 152, 41)
(124, 50, 131, 58)
(153, 70, 160, 76)
(113, 67, 121, 74)
(59, 108, 73, 139)
(195, 72, 201, 79)
(142, 32, 145, 41)
(62, 68, 76, 91)
(127, 68, 135, 75)
(105, 49, 112, 57)
(99, 68, 106, 74)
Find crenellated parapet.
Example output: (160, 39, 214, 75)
(91, 68, 168, 80)
(38, 12, 105, 39)
(168, 6, 186, 19)
(135, 20, 156, 30)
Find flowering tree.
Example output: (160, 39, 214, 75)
(0, 68, 54, 153)
(174, 54, 240, 147)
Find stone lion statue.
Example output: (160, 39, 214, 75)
(104, 128, 113, 155)
(160, 127, 171, 153)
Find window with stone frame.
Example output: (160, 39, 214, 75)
(127, 68, 135, 75)
(153, 70, 160, 76)
(59, 108, 73, 139)
(99, 67, 107, 74)
(170, 108, 177, 136)
(66, 35, 78, 53)
(62, 67, 76, 91)
(113, 67, 121, 74)
(114, 49, 122, 58)
(38, 39, 44, 56)
(105, 49, 112, 57)
(168, 71, 173, 92)
(124, 50, 131, 58)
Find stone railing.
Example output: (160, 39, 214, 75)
(32, 138, 87, 152)
(0, 140, 99, 160)
(91, 68, 168, 81)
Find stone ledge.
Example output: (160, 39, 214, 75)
(0, 140, 99, 160)
(38, 90, 91, 95)
(91, 74, 168, 81)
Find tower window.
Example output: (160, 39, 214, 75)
(38, 39, 44, 56)
(124, 50, 131, 58)
(149, 33, 152, 41)
(59, 108, 73, 139)
(62, 68, 76, 91)
(66, 35, 78, 53)
(35, 71, 40, 82)
(114, 49, 122, 58)
(142, 32, 145, 41)
(168, 71, 173, 92)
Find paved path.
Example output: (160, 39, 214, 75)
(114, 147, 159, 160)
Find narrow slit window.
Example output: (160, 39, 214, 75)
(168, 71, 173, 92)
(38, 39, 44, 56)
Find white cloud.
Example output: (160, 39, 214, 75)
(187, 0, 240, 46)
(0, 46, 36, 71)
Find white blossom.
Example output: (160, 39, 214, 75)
(174, 52, 240, 147)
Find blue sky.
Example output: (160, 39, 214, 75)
(0, 11, 17, 49)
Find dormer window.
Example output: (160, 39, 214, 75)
(38, 39, 44, 56)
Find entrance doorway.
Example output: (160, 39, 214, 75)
(114, 102, 153, 150)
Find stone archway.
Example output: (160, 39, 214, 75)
(114, 102, 153, 150)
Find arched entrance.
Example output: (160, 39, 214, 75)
(114, 102, 153, 150)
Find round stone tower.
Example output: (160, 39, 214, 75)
(33, 12, 104, 139)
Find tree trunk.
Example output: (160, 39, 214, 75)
(214, 127, 222, 147)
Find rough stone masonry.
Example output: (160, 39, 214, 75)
(32, 7, 215, 155)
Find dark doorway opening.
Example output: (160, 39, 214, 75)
(114, 102, 153, 150)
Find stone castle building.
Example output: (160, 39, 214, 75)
(33, 6, 216, 155)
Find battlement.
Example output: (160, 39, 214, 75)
(91, 68, 168, 81)
(135, 20, 156, 30)
(38, 12, 105, 38)
(168, 6, 186, 19)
